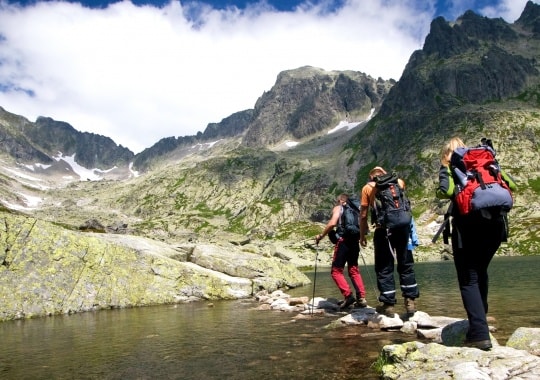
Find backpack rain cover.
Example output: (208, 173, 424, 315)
(450, 146, 513, 215)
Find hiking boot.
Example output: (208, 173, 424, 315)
(339, 295, 356, 310)
(355, 298, 368, 308)
(464, 339, 492, 351)
(375, 303, 395, 317)
(404, 297, 417, 316)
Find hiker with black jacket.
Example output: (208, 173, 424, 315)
(360, 167, 419, 317)
(437, 137, 517, 351)
(315, 193, 367, 310)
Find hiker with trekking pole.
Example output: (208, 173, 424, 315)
(314, 193, 368, 310)
(359, 166, 420, 318)
(436, 137, 517, 351)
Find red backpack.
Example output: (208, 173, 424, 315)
(450, 144, 513, 215)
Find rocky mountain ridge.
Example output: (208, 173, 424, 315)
(0, 66, 392, 175)
(133, 66, 392, 171)
(0, 2, 539, 261)
(0, 108, 134, 169)
(241, 66, 392, 147)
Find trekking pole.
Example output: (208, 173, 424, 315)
(359, 249, 378, 302)
(432, 202, 453, 244)
(431, 217, 449, 243)
(311, 243, 319, 316)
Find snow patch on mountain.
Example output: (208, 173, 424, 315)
(129, 162, 139, 178)
(2, 166, 45, 182)
(24, 163, 52, 171)
(192, 140, 221, 150)
(1, 192, 43, 210)
(328, 108, 374, 134)
(53, 152, 115, 181)
(55, 152, 140, 180)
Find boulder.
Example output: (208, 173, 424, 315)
(0, 211, 309, 322)
(507, 327, 540, 356)
(379, 342, 540, 379)
(190, 243, 310, 290)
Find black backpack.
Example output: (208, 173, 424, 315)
(372, 172, 412, 229)
(337, 197, 360, 237)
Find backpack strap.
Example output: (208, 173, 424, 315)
(473, 170, 487, 190)
(346, 198, 360, 211)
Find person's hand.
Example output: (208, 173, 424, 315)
(360, 236, 367, 248)
(315, 234, 322, 245)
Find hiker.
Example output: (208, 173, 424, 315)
(436, 137, 517, 350)
(360, 166, 419, 317)
(315, 193, 367, 309)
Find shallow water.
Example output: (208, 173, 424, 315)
(1, 256, 539, 379)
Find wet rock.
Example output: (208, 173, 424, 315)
(379, 342, 540, 379)
(252, 289, 540, 378)
(507, 327, 540, 355)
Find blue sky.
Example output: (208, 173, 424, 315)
(0, 0, 535, 153)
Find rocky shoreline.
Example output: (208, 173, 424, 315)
(254, 289, 540, 379)
(2, 209, 539, 379)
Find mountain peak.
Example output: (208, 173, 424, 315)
(241, 67, 393, 147)
(516, 0, 540, 35)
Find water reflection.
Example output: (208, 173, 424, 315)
(1, 256, 539, 379)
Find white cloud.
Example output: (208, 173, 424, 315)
(480, 0, 530, 21)
(0, 0, 535, 153)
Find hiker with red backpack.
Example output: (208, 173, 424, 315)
(360, 167, 419, 317)
(436, 137, 517, 351)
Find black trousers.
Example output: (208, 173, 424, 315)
(373, 226, 419, 305)
(452, 211, 505, 342)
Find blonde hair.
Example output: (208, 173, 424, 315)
(440, 137, 465, 166)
